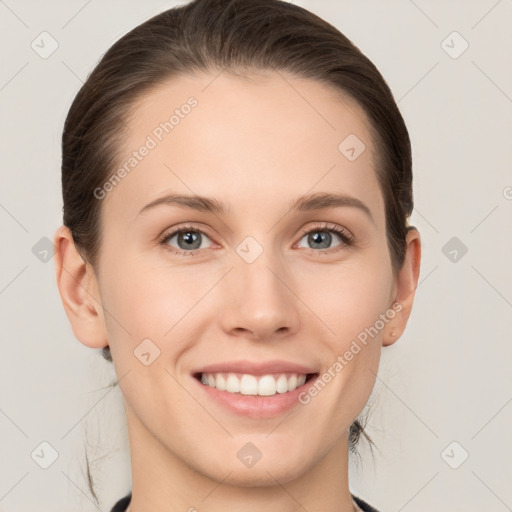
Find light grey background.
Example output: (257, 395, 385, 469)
(1, 1, 511, 511)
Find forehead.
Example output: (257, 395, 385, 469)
(102, 70, 384, 226)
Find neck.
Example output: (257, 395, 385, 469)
(124, 405, 357, 512)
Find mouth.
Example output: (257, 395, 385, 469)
(191, 362, 320, 419)
(193, 371, 318, 396)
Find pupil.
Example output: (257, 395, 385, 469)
(179, 231, 200, 249)
(310, 231, 330, 249)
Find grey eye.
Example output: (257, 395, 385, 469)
(166, 230, 211, 251)
(297, 230, 344, 250)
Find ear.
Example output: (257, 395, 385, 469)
(382, 227, 421, 347)
(53, 225, 108, 349)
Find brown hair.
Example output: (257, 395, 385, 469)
(61, 0, 413, 502)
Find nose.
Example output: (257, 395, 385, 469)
(218, 248, 301, 342)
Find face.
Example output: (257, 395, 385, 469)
(86, 71, 403, 485)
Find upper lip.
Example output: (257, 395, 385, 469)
(193, 359, 318, 376)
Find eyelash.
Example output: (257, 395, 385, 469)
(158, 222, 354, 256)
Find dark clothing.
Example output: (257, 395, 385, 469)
(110, 492, 381, 511)
(111, 494, 131, 512)
(353, 494, 381, 512)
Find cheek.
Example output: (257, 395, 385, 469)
(295, 257, 392, 410)
(98, 252, 224, 371)
(298, 258, 393, 348)
(97, 256, 198, 351)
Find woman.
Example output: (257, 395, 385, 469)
(53, 0, 421, 510)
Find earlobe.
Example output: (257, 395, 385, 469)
(382, 228, 422, 347)
(53, 225, 108, 349)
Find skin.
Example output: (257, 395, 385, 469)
(54, 70, 421, 512)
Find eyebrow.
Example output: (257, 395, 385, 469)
(138, 192, 374, 223)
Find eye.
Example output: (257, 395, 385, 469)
(158, 222, 354, 257)
(296, 223, 354, 253)
(159, 225, 213, 255)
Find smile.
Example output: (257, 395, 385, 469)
(191, 360, 320, 418)
(197, 372, 315, 396)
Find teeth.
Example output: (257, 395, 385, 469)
(226, 373, 240, 393)
(240, 375, 258, 395)
(199, 372, 309, 396)
(276, 374, 288, 393)
(216, 373, 226, 391)
(258, 375, 277, 396)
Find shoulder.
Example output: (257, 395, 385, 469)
(352, 492, 382, 512)
(110, 493, 131, 512)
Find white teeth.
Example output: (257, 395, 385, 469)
(276, 374, 288, 393)
(258, 375, 277, 396)
(240, 374, 258, 395)
(199, 372, 310, 396)
(226, 373, 240, 393)
(215, 373, 226, 391)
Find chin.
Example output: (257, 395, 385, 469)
(216, 464, 308, 488)
(196, 448, 316, 487)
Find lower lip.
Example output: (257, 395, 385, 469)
(192, 375, 319, 419)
